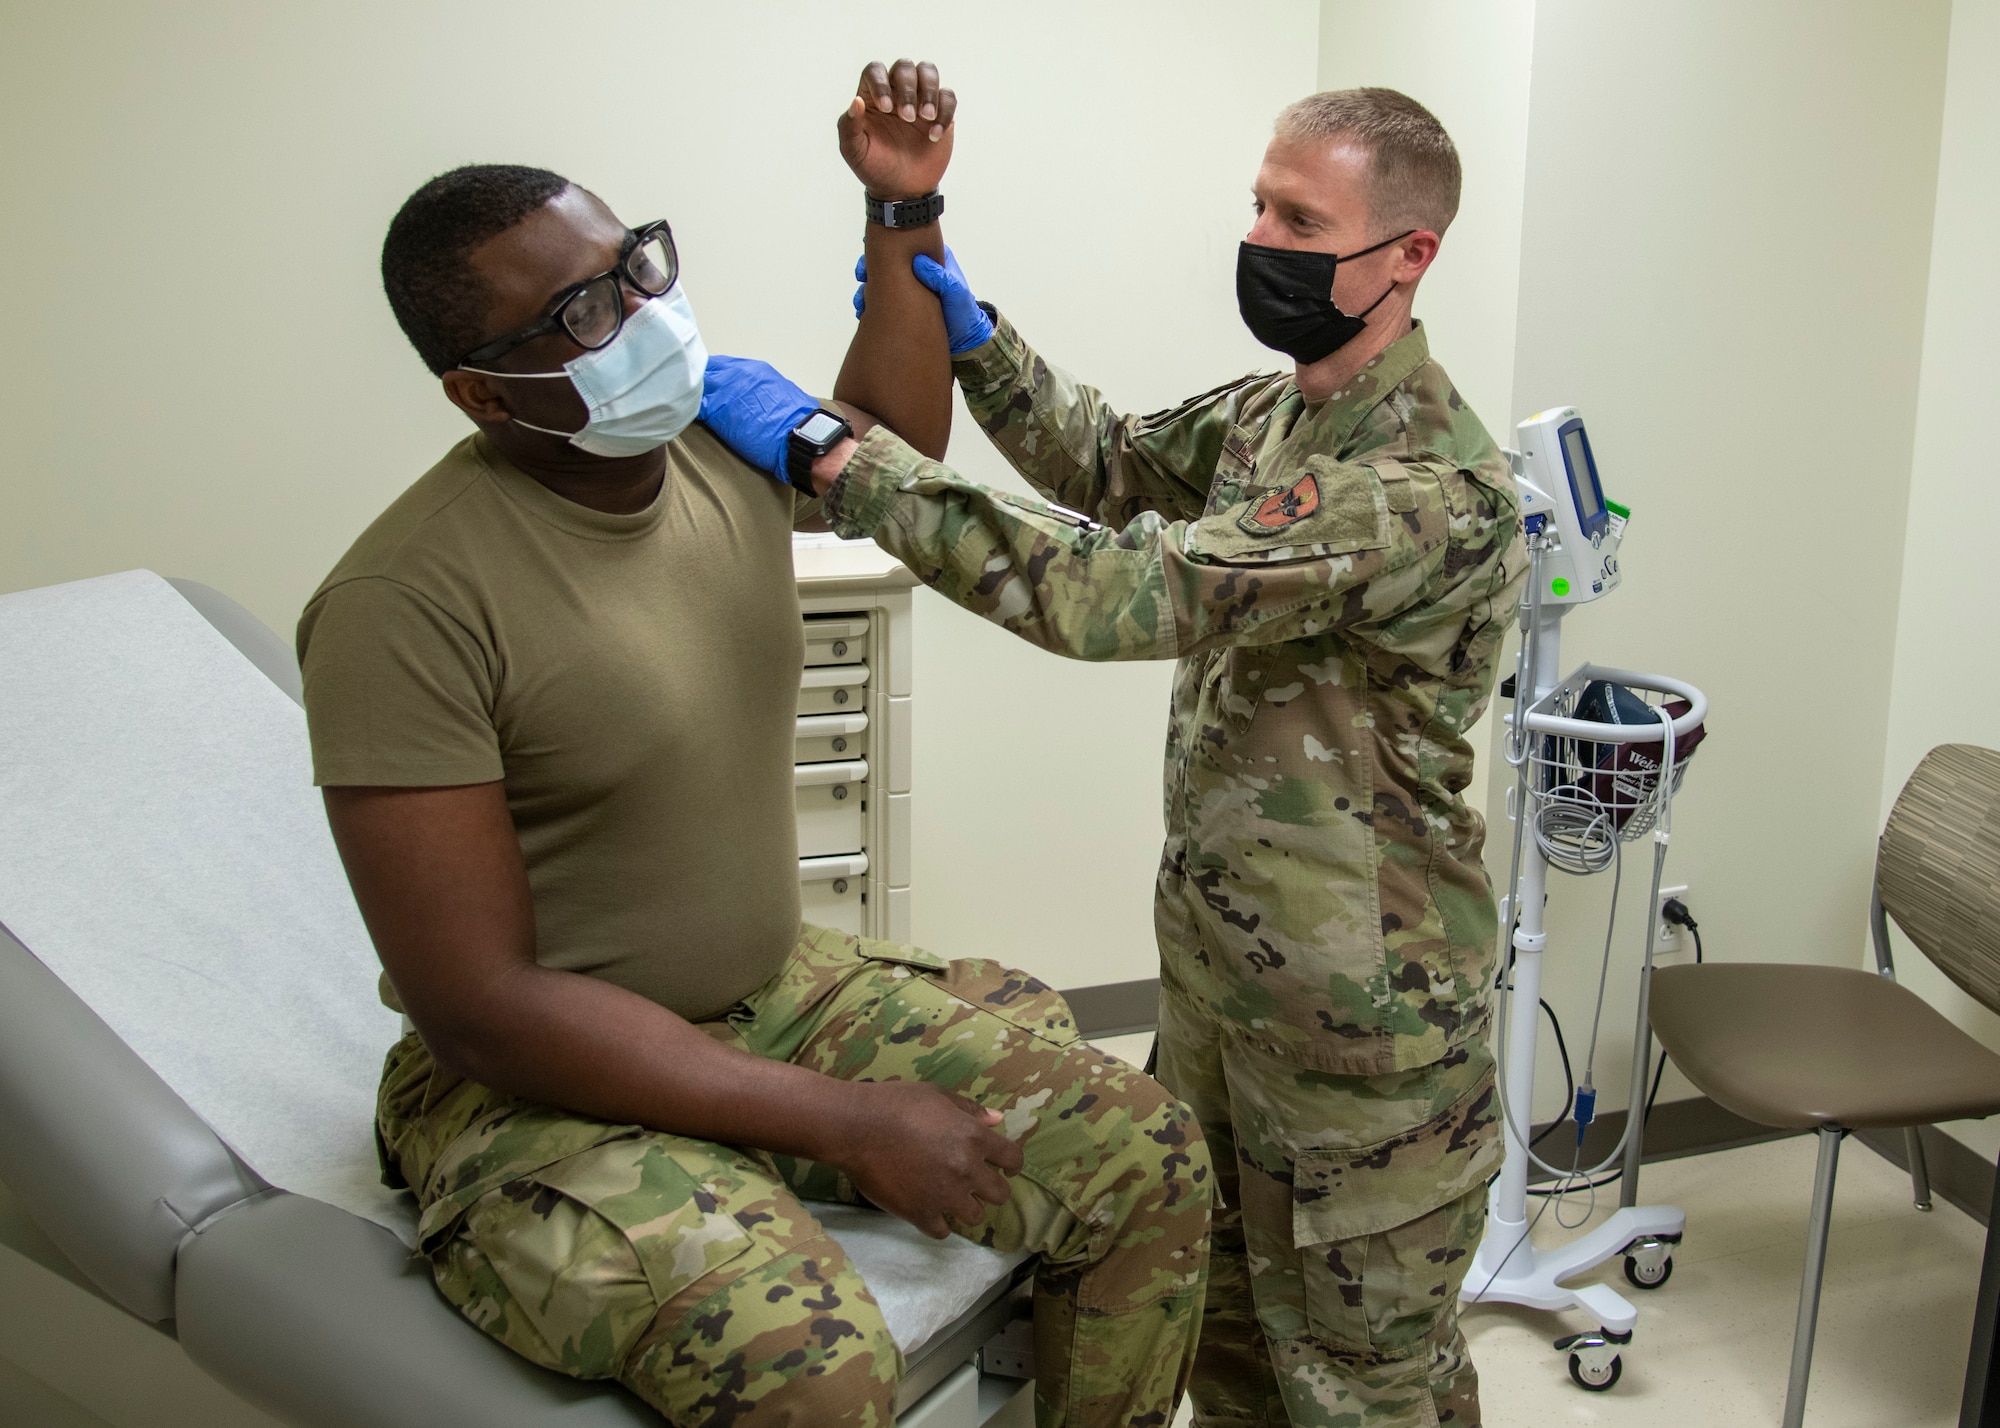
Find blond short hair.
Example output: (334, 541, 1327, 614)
(1275, 87, 1461, 237)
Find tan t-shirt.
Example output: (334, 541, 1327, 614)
(297, 428, 804, 1021)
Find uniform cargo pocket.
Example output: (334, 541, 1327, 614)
(1291, 1072, 1500, 1352)
(415, 1108, 645, 1255)
(1292, 1071, 1499, 1245)
(529, 1135, 764, 1305)
(426, 1135, 791, 1381)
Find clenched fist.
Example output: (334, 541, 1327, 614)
(838, 58, 958, 200)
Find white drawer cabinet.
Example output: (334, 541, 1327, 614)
(803, 615, 869, 667)
(799, 853, 868, 935)
(792, 535, 918, 942)
(797, 664, 868, 717)
(794, 759, 867, 858)
(796, 712, 867, 763)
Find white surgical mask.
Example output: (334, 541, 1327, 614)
(467, 286, 707, 457)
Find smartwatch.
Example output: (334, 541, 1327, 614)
(864, 190, 945, 229)
(786, 408, 854, 493)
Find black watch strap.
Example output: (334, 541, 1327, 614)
(787, 408, 854, 494)
(864, 191, 944, 229)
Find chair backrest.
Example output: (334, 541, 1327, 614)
(1879, 743, 2000, 1016)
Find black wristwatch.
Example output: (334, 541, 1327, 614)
(786, 408, 854, 494)
(864, 190, 945, 229)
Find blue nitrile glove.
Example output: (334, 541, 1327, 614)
(697, 354, 822, 480)
(851, 246, 995, 354)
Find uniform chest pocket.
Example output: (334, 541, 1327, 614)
(1202, 423, 1264, 517)
(1189, 455, 1391, 565)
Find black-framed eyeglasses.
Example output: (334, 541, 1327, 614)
(458, 221, 679, 369)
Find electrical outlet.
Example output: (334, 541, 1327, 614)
(1655, 885, 1689, 952)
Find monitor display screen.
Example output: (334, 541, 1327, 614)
(1562, 423, 1604, 528)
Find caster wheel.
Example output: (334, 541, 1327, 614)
(1624, 1252, 1674, 1289)
(1569, 1351, 1623, 1392)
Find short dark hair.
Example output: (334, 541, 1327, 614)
(380, 164, 572, 375)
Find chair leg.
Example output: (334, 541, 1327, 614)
(1961, 1147, 2000, 1427)
(1783, 1126, 1845, 1428)
(1906, 1125, 1935, 1211)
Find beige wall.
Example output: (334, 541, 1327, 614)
(898, 7, 1319, 986)
(1317, 0, 1535, 445)
(0, 0, 1317, 992)
(1318, 1, 1955, 1120)
(1316, 0, 1537, 791)
(5, 1, 1990, 1067)
(1327, 0, 2000, 1164)
(1878, 0, 2000, 1162)
(1502, 0, 1950, 1115)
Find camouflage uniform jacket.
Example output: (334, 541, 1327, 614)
(825, 314, 1525, 1076)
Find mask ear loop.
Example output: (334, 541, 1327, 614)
(1355, 281, 1399, 320)
(1340, 228, 1416, 262)
(1342, 229, 1417, 320)
(510, 417, 587, 440)
(453, 366, 586, 440)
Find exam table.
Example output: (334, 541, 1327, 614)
(0, 570, 1150, 1428)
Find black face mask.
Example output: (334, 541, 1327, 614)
(1235, 231, 1413, 364)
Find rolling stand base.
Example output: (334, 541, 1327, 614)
(1459, 1202, 1685, 1387)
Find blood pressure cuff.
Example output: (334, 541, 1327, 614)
(1567, 679, 1706, 826)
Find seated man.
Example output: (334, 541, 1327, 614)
(299, 136, 1211, 1427)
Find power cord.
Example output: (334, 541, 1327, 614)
(1524, 897, 1704, 1199)
(1530, 997, 1574, 1150)
(1643, 897, 1701, 1125)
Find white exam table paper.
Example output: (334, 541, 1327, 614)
(0, 570, 1021, 1351)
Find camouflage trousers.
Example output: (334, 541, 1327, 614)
(1153, 982, 1499, 1428)
(377, 925, 1213, 1427)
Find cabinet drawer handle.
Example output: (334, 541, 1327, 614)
(795, 760, 868, 787)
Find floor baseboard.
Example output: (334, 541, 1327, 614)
(1527, 1094, 1802, 1186)
(1526, 1096, 1996, 1228)
(1853, 1123, 1996, 1227)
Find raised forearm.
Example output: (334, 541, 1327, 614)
(833, 217, 953, 458)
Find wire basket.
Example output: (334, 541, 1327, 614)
(1516, 666, 1706, 875)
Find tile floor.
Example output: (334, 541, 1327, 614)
(1466, 1135, 1985, 1426)
(1091, 1034, 1991, 1428)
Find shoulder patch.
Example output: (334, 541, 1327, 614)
(1238, 472, 1320, 533)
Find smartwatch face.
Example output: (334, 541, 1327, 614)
(797, 411, 846, 447)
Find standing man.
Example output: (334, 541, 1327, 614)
(703, 68, 1523, 1427)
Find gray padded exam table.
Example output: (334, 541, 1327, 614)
(0, 570, 1053, 1428)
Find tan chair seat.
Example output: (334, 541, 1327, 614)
(1650, 962, 2000, 1130)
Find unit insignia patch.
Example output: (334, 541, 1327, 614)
(1238, 472, 1321, 534)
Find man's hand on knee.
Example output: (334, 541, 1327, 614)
(827, 1081, 1023, 1239)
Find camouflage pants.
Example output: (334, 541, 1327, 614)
(1153, 984, 1499, 1428)
(377, 925, 1213, 1427)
